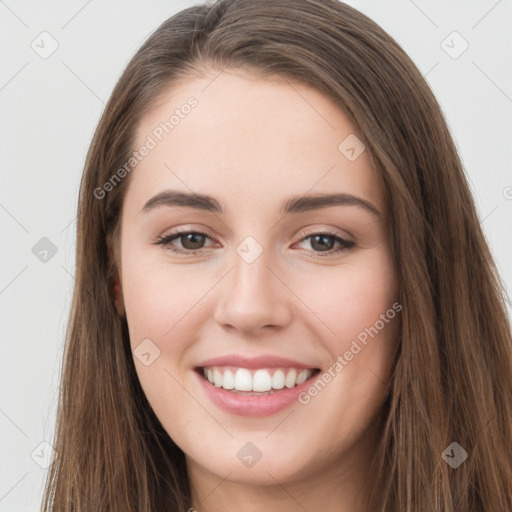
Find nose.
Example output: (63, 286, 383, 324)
(213, 248, 293, 336)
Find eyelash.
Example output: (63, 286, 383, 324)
(153, 227, 355, 258)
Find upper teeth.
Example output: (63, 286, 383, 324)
(202, 367, 314, 392)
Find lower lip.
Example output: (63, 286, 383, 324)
(195, 370, 317, 417)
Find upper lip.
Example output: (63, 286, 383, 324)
(196, 354, 318, 369)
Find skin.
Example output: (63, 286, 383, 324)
(113, 68, 400, 512)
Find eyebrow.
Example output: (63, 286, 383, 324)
(141, 190, 381, 217)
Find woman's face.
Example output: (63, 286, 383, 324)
(116, 69, 399, 489)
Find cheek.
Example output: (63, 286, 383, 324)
(121, 250, 209, 349)
(120, 256, 210, 431)
(294, 250, 398, 355)
(292, 249, 399, 412)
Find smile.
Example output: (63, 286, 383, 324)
(194, 356, 321, 416)
(200, 366, 317, 393)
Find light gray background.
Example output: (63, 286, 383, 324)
(1, 0, 511, 510)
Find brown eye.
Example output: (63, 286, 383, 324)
(309, 234, 336, 252)
(295, 231, 355, 257)
(179, 232, 207, 250)
(154, 230, 215, 255)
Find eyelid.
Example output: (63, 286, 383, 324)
(158, 225, 218, 242)
(154, 226, 218, 248)
(291, 226, 355, 254)
(154, 225, 355, 256)
(295, 225, 353, 243)
(156, 225, 351, 243)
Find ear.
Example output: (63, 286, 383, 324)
(106, 235, 125, 316)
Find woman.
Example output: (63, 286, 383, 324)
(43, 0, 512, 510)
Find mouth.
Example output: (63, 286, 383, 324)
(194, 361, 321, 416)
(196, 366, 321, 394)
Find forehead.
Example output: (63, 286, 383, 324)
(127, 70, 384, 216)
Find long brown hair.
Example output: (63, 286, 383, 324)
(42, 0, 512, 510)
